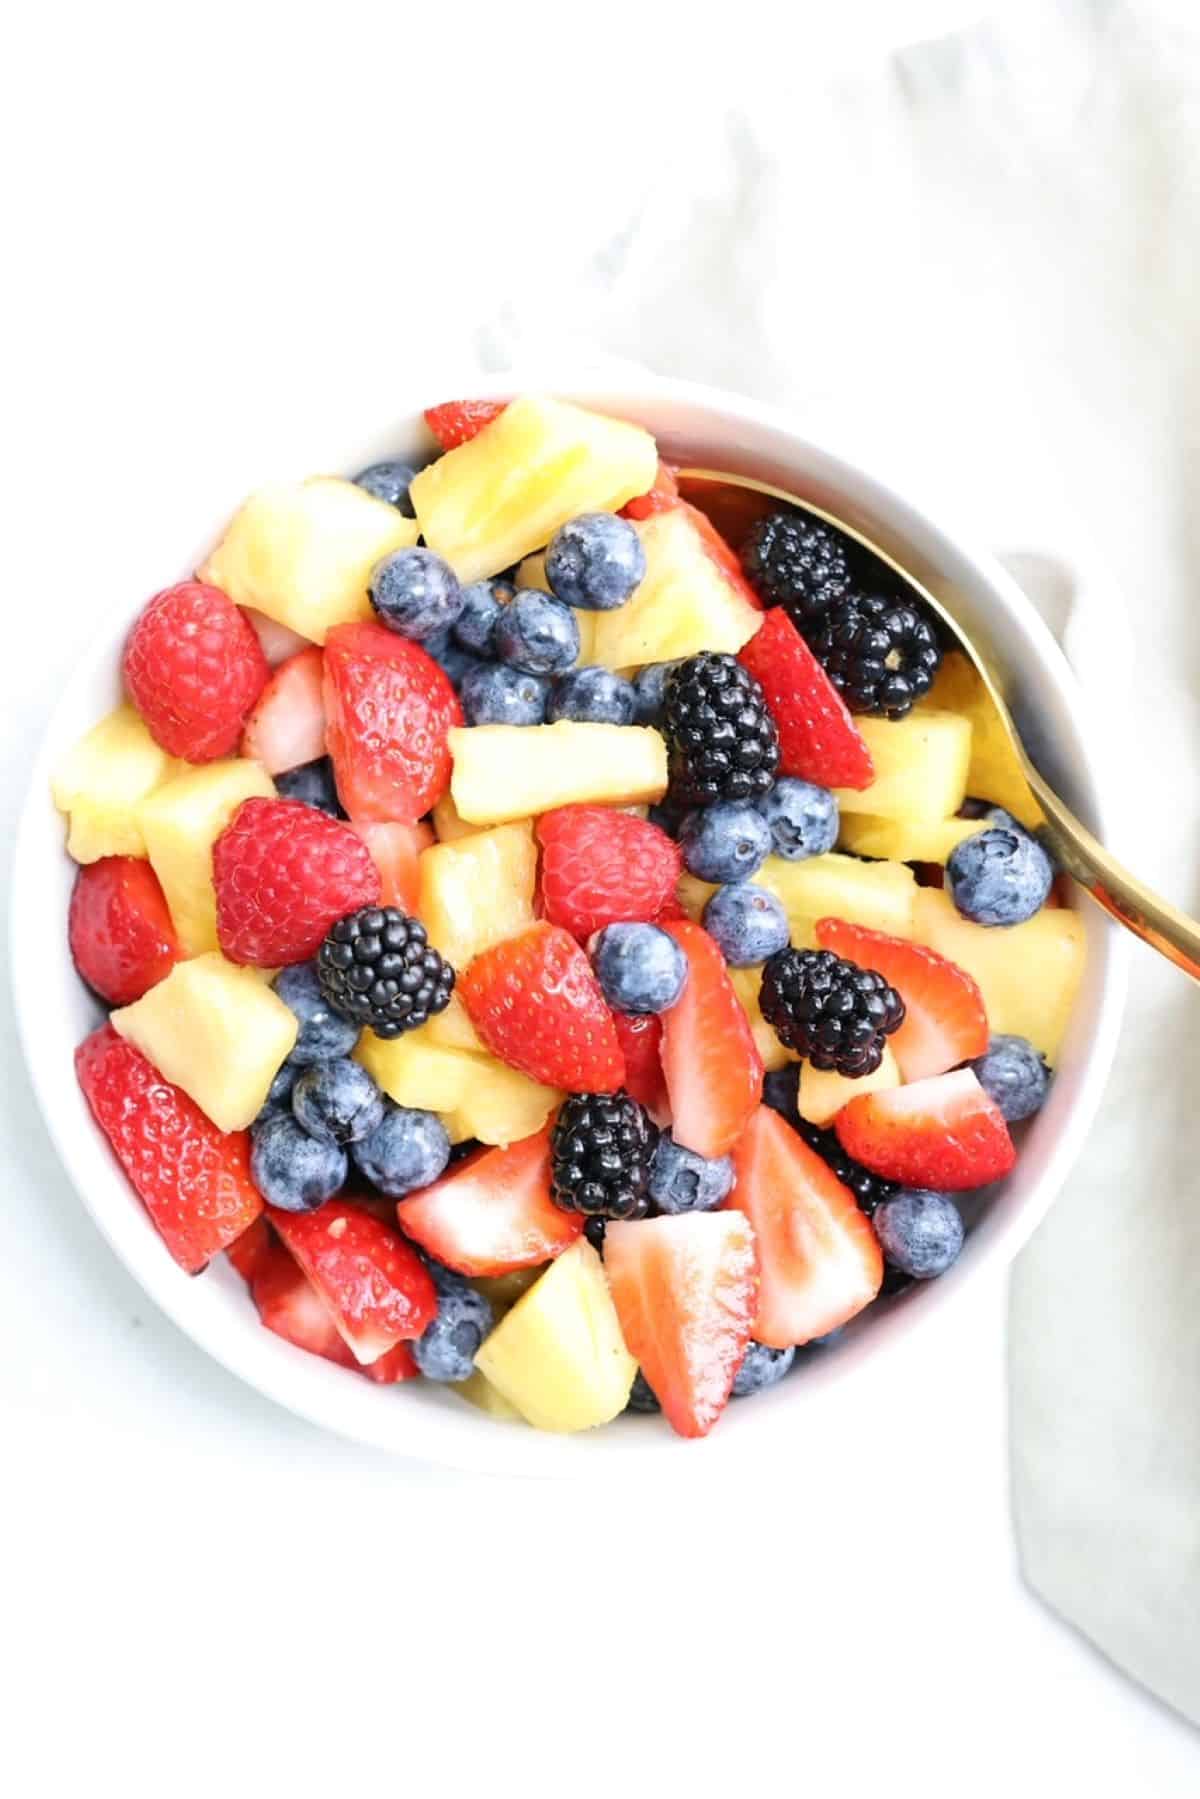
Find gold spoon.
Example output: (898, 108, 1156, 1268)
(679, 467, 1200, 981)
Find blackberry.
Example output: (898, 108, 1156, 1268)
(759, 947, 904, 1077)
(794, 1118, 898, 1217)
(550, 1091, 657, 1222)
(810, 591, 942, 719)
(317, 907, 454, 1039)
(662, 653, 779, 807)
(741, 510, 853, 626)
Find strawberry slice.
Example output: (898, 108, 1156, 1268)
(240, 606, 312, 668)
(68, 855, 180, 1005)
(675, 478, 775, 554)
(395, 1129, 583, 1277)
(361, 1341, 420, 1383)
(680, 502, 762, 612)
(269, 1199, 437, 1364)
(728, 1105, 883, 1347)
(659, 920, 763, 1157)
(816, 917, 988, 1082)
(537, 806, 682, 941)
(605, 1213, 758, 1439)
(350, 820, 434, 914)
(226, 1214, 274, 1285)
(323, 621, 462, 824)
(835, 1068, 1016, 1191)
(249, 1229, 358, 1368)
(739, 608, 874, 789)
(460, 923, 625, 1093)
(621, 460, 680, 520)
(424, 399, 508, 450)
(240, 645, 326, 775)
(611, 1012, 669, 1125)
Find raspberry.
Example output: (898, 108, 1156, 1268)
(213, 797, 381, 967)
(536, 806, 682, 941)
(123, 580, 269, 762)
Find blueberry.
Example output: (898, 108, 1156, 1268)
(291, 1059, 385, 1145)
(731, 1340, 795, 1398)
(947, 823, 1053, 926)
(493, 589, 580, 675)
(702, 882, 790, 966)
(250, 1111, 347, 1212)
(350, 1102, 451, 1196)
(593, 923, 689, 1015)
(762, 1064, 800, 1127)
(353, 458, 421, 516)
(425, 629, 486, 690)
(626, 1370, 661, 1413)
(412, 1262, 494, 1382)
(970, 1034, 1050, 1122)
(369, 546, 464, 642)
(679, 802, 771, 884)
(454, 578, 513, 656)
(987, 807, 1062, 874)
(274, 962, 360, 1066)
(274, 757, 344, 817)
(873, 1189, 964, 1279)
(755, 779, 838, 861)
(545, 512, 646, 611)
(258, 1059, 300, 1120)
(632, 660, 681, 726)
(460, 661, 549, 726)
(647, 799, 686, 838)
(547, 665, 637, 725)
(648, 1133, 733, 1213)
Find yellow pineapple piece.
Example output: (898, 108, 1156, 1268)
(923, 652, 1042, 829)
(417, 821, 537, 966)
(729, 965, 797, 1073)
(423, 991, 485, 1054)
(136, 759, 275, 954)
(112, 952, 297, 1131)
(449, 1059, 561, 1148)
(198, 477, 419, 644)
(838, 813, 979, 864)
(450, 722, 667, 825)
(515, 552, 549, 591)
(356, 1030, 479, 1114)
(456, 1372, 526, 1424)
(835, 711, 971, 822)
(758, 853, 918, 946)
(589, 507, 760, 669)
(798, 1045, 901, 1128)
(411, 396, 657, 585)
(52, 705, 177, 863)
(677, 872, 717, 922)
(472, 1266, 544, 1316)
(431, 791, 482, 843)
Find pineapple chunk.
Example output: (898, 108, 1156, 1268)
(759, 853, 918, 945)
(423, 991, 485, 1054)
(515, 552, 549, 591)
(589, 507, 761, 669)
(923, 653, 1042, 830)
(431, 791, 482, 843)
(448, 1059, 562, 1148)
(474, 1240, 636, 1432)
(456, 1372, 526, 1424)
(912, 888, 1085, 1063)
(835, 711, 971, 822)
(677, 872, 717, 922)
(729, 966, 797, 1073)
(52, 705, 176, 863)
(450, 723, 667, 825)
(356, 1030, 479, 1114)
(798, 1045, 901, 1128)
(112, 952, 297, 1132)
(198, 477, 419, 644)
(417, 821, 537, 966)
(411, 396, 657, 585)
(838, 813, 979, 864)
(137, 759, 275, 954)
(472, 1266, 544, 1315)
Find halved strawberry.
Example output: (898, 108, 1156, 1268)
(605, 1213, 758, 1439)
(611, 1012, 669, 1125)
(351, 820, 434, 914)
(323, 621, 462, 824)
(226, 1214, 274, 1285)
(659, 920, 763, 1157)
(739, 608, 874, 789)
(240, 645, 326, 775)
(68, 855, 180, 1005)
(676, 477, 775, 554)
(269, 1200, 438, 1364)
(361, 1341, 420, 1383)
(460, 923, 625, 1093)
(835, 1068, 1016, 1191)
(424, 399, 508, 450)
(537, 806, 682, 941)
(728, 1105, 883, 1347)
(620, 460, 680, 520)
(395, 1129, 583, 1277)
(250, 1231, 358, 1368)
(816, 917, 988, 1083)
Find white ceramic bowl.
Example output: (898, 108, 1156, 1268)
(12, 373, 1126, 1475)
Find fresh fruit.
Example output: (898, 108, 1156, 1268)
(609, 1011, 668, 1122)
(123, 580, 269, 763)
(549, 1090, 657, 1222)
(647, 1134, 734, 1214)
(68, 856, 180, 1004)
(239, 646, 326, 774)
(242, 608, 313, 667)
(357, 1029, 481, 1113)
(52, 704, 176, 863)
(833, 709, 971, 821)
(358, 1031, 558, 1144)
(423, 398, 508, 449)
(360, 1341, 423, 1384)
(631, 659, 680, 726)
(136, 757, 275, 954)
(369, 546, 464, 641)
(727, 965, 797, 1074)
(590, 505, 761, 667)
(758, 850, 919, 946)
(679, 802, 771, 885)
(592, 922, 688, 1015)
(448, 1058, 563, 1147)
(755, 779, 839, 861)
(226, 1214, 274, 1283)
(759, 946, 905, 1076)
(353, 458, 421, 514)
(815, 917, 989, 1083)
(316, 905, 455, 1038)
(456, 1371, 526, 1421)
(797, 1045, 901, 1128)
(835, 1067, 1016, 1191)
(626, 1371, 661, 1413)
(350, 1101, 452, 1196)
(514, 551, 550, 592)
(969, 1034, 1051, 1121)
(431, 790, 481, 843)
(460, 663, 549, 726)
(604, 1212, 757, 1439)
(213, 797, 382, 966)
(460, 923, 624, 1094)
(112, 951, 298, 1132)
(659, 919, 764, 1157)
(545, 511, 646, 610)
(198, 477, 420, 644)
(537, 806, 682, 941)
(292, 1059, 384, 1144)
(269, 1199, 438, 1363)
(323, 620, 462, 824)
(731, 1340, 796, 1397)
(449, 721, 667, 824)
(494, 588, 580, 675)
(396, 1129, 583, 1276)
(873, 1190, 965, 1280)
(810, 592, 943, 719)
(791, 1115, 898, 1215)
(273, 961, 359, 1065)
(275, 757, 342, 816)
(351, 820, 431, 913)
(946, 822, 1053, 925)
(246, 1230, 355, 1365)
(251, 1110, 347, 1211)
(741, 510, 852, 626)
(76, 1023, 262, 1273)
(727, 1104, 883, 1347)
(702, 883, 790, 967)
(453, 577, 510, 655)
(922, 651, 1041, 829)
(412, 1264, 494, 1381)
(662, 653, 779, 806)
(620, 459, 680, 520)
(547, 666, 636, 725)
(837, 812, 977, 863)
(474, 1238, 636, 1431)
(421, 991, 483, 1052)
(738, 608, 874, 790)
(417, 820, 537, 967)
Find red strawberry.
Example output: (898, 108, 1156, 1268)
(739, 608, 874, 790)
(323, 621, 462, 824)
(424, 399, 508, 450)
(240, 645, 326, 774)
(655, 893, 688, 923)
(621, 460, 680, 520)
(460, 924, 625, 1093)
(680, 502, 762, 611)
(68, 856, 180, 1005)
(351, 820, 434, 914)
(536, 806, 682, 941)
(269, 1199, 438, 1364)
(605, 1213, 758, 1439)
(728, 1105, 883, 1347)
(816, 917, 988, 1083)
(396, 1129, 583, 1276)
(611, 1012, 669, 1124)
(240, 605, 312, 668)
(249, 1230, 358, 1368)
(676, 478, 775, 554)
(659, 920, 763, 1157)
(226, 1214, 274, 1285)
(213, 796, 380, 966)
(835, 1069, 1016, 1192)
(76, 1024, 262, 1274)
(361, 1341, 420, 1383)
(123, 579, 269, 762)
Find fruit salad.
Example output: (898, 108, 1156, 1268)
(56, 394, 1086, 1440)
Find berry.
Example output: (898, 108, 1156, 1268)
(759, 947, 905, 1076)
(550, 1090, 657, 1222)
(68, 856, 180, 1005)
(350, 1100, 451, 1196)
(323, 620, 462, 824)
(970, 1034, 1051, 1122)
(755, 779, 838, 861)
(731, 1340, 795, 1398)
(274, 757, 344, 816)
(592, 923, 688, 1015)
(259, 1059, 300, 1118)
(631, 659, 681, 726)
(873, 1189, 964, 1279)
(815, 917, 988, 1083)
(425, 629, 486, 690)
(761, 1063, 801, 1128)
(461, 924, 625, 1094)
(269, 1199, 438, 1362)
(547, 665, 636, 725)
(679, 801, 771, 884)
(369, 546, 464, 642)
(947, 823, 1053, 926)
(702, 882, 790, 967)
(453, 578, 512, 655)
(245, 1229, 358, 1369)
(412, 1262, 494, 1381)
(545, 511, 646, 610)
(251, 1110, 347, 1212)
(317, 906, 455, 1039)
(536, 806, 682, 941)
(291, 1059, 385, 1145)
(273, 960, 360, 1065)
(494, 589, 580, 675)
(460, 662, 549, 726)
(213, 797, 381, 967)
(626, 1370, 661, 1413)
(75, 1023, 262, 1273)
(659, 919, 764, 1158)
(648, 1133, 733, 1214)
(610, 1011, 668, 1122)
(351, 819, 431, 914)
(835, 1068, 1016, 1191)
(353, 458, 420, 515)
(810, 592, 942, 719)
(741, 510, 852, 625)
(662, 653, 779, 806)
(239, 645, 326, 775)
(123, 579, 269, 762)
(424, 398, 507, 449)
(739, 608, 874, 790)
(620, 460, 680, 520)
(793, 1118, 899, 1217)
(396, 1128, 583, 1276)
